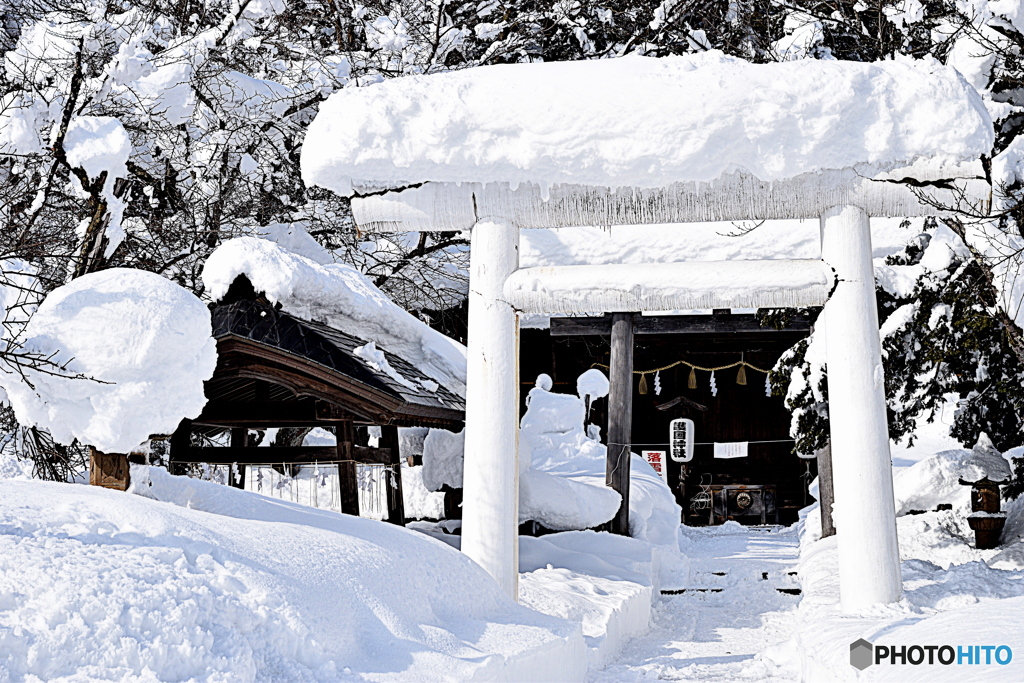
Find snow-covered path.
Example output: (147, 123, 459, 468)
(591, 524, 803, 682)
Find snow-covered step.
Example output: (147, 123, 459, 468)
(519, 568, 652, 669)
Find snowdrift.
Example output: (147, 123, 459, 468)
(303, 51, 991, 196)
(0, 472, 586, 682)
(775, 441, 1024, 681)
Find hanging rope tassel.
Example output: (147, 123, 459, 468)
(736, 363, 747, 385)
(639, 373, 648, 394)
(688, 366, 697, 389)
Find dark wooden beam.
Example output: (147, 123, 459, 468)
(170, 445, 392, 465)
(191, 400, 357, 427)
(550, 313, 812, 337)
(607, 312, 635, 535)
(379, 424, 405, 526)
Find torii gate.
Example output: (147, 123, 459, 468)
(301, 54, 992, 612)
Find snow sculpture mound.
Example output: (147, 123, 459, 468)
(0, 269, 216, 454)
(202, 237, 467, 394)
(0, 473, 585, 681)
(519, 373, 683, 550)
(303, 51, 991, 195)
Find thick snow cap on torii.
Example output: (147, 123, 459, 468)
(301, 51, 993, 212)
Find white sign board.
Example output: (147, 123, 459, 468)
(643, 450, 669, 482)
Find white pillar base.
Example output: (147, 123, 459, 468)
(461, 218, 520, 601)
(820, 204, 902, 611)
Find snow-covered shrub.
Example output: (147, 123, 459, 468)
(0, 269, 216, 453)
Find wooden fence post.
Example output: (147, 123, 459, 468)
(379, 424, 406, 526)
(817, 443, 835, 538)
(334, 420, 359, 516)
(89, 447, 130, 490)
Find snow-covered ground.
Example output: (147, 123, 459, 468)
(0, 468, 587, 682)
(590, 524, 802, 682)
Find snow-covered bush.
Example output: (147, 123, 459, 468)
(0, 268, 216, 453)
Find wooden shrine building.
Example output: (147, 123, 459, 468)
(167, 275, 465, 524)
(521, 309, 814, 527)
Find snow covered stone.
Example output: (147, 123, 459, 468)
(0, 269, 216, 454)
(576, 369, 609, 402)
(303, 51, 991, 197)
(202, 237, 467, 394)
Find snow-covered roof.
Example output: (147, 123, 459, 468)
(302, 52, 992, 229)
(210, 297, 465, 423)
(202, 237, 467, 396)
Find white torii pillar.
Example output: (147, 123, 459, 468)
(820, 205, 903, 611)
(461, 217, 521, 600)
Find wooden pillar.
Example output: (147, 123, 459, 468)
(820, 205, 901, 610)
(461, 217, 520, 601)
(89, 447, 130, 490)
(379, 424, 406, 526)
(817, 443, 835, 538)
(607, 312, 635, 536)
(229, 428, 247, 489)
(168, 418, 192, 476)
(334, 420, 359, 516)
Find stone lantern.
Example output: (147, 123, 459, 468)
(958, 434, 1012, 550)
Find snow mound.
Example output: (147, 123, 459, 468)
(303, 52, 991, 195)
(519, 378, 683, 554)
(519, 568, 651, 669)
(0, 472, 585, 682)
(421, 428, 465, 492)
(202, 237, 466, 395)
(959, 432, 1013, 482)
(894, 434, 1014, 515)
(0, 269, 216, 453)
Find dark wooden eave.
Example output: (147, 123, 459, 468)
(206, 335, 464, 429)
(549, 311, 812, 340)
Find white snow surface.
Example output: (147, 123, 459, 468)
(0, 269, 216, 453)
(519, 379, 684, 557)
(0, 471, 586, 682)
(303, 52, 991, 195)
(63, 116, 131, 183)
(202, 237, 467, 394)
(421, 428, 465, 492)
(780, 443, 1024, 681)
